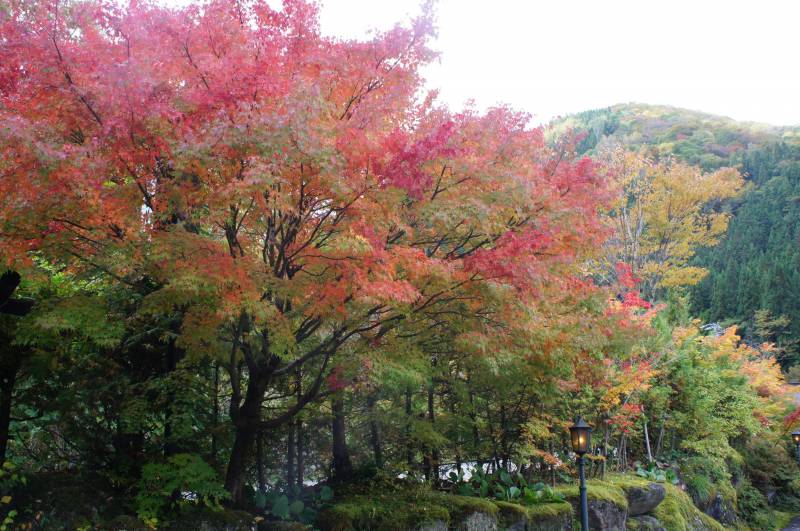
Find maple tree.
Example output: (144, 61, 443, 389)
(1, 1, 798, 527)
(0, 0, 608, 504)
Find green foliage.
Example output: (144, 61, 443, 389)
(254, 485, 332, 525)
(0, 462, 25, 531)
(741, 437, 800, 512)
(450, 468, 564, 504)
(736, 483, 771, 529)
(135, 454, 228, 524)
(635, 463, 679, 484)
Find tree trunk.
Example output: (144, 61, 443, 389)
(331, 395, 352, 480)
(0, 353, 21, 464)
(225, 422, 257, 504)
(256, 432, 266, 493)
(366, 392, 383, 468)
(450, 395, 461, 478)
(655, 416, 666, 458)
(602, 424, 610, 479)
(225, 371, 269, 505)
(499, 405, 508, 471)
(0, 375, 13, 464)
(423, 382, 439, 485)
(467, 383, 480, 463)
(211, 361, 219, 463)
(287, 420, 296, 490)
(295, 368, 304, 489)
(405, 387, 414, 471)
(643, 415, 653, 463)
(163, 337, 181, 457)
(296, 419, 305, 489)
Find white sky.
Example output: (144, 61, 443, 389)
(315, 0, 800, 126)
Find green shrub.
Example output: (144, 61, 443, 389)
(741, 437, 800, 511)
(737, 484, 770, 528)
(135, 453, 228, 525)
(0, 462, 25, 531)
(450, 468, 563, 504)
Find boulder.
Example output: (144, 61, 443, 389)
(629, 515, 667, 530)
(417, 512, 499, 531)
(568, 499, 627, 531)
(705, 493, 737, 525)
(456, 512, 497, 531)
(625, 483, 666, 516)
(496, 501, 572, 531)
(527, 510, 572, 531)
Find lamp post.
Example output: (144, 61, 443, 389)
(570, 417, 592, 531)
(792, 431, 800, 464)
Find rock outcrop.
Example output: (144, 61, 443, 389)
(626, 483, 666, 516)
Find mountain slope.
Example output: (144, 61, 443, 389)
(555, 103, 800, 368)
(552, 103, 800, 170)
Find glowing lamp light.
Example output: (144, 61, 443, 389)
(569, 417, 592, 455)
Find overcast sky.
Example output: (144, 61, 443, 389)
(314, 0, 800, 126)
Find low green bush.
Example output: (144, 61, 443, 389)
(737, 483, 770, 529)
(135, 453, 228, 526)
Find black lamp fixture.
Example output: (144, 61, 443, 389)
(792, 430, 800, 464)
(570, 417, 592, 455)
(570, 417, 592, 531)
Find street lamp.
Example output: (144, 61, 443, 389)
(570, 417, 592, 531)
(792, 431, 800, 464)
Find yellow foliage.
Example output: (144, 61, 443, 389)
(598, 148, 743, 294)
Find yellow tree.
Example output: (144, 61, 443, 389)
(598, 148, 742, 297)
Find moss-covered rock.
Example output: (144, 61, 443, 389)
(454, 511, 496, 530)
(624, 483, 666, 516)
(555, 479, 628, 531)
(554, 479, 629, 509)
(316, 494, 450, 530)
(427, 491, 498, 522)
(652, 483, 726, 531)
(496, 501, 572, 531)
(315, 487, 499, 531)
(628, 514, 667, 530)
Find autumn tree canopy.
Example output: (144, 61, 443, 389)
(0, 0, 612, 504)
(0, 1, 797, 527)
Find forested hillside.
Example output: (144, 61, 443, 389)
(692, 143, 800, 368)
(1, 3, 799, 531)
(554, 103, 800, 170)
(560, 104, 800, 374)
